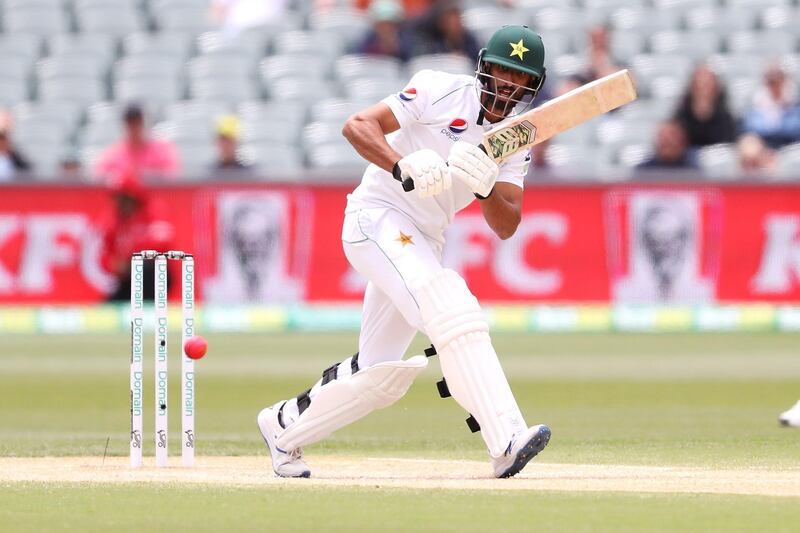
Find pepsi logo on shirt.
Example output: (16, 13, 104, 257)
(448, 119, 468, 135)
(398, 88, 417, 101)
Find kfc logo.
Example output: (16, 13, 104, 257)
(605, 191, 722, 304)
(751, 214, 800, 294)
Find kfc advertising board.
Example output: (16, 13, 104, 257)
(0, 183, 798, 304)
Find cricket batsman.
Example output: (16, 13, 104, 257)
(258, 25, 551, 478)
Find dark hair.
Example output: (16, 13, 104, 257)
(676, 64, 730, 115)
(123, 103, 144, 122)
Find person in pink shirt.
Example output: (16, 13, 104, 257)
(92, 104, 181, 184)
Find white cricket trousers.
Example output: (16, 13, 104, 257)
(342, 204, 444, 368)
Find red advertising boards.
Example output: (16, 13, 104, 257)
(0, 183, 798, 303)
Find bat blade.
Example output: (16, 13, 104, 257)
(482, 69, 637, 162)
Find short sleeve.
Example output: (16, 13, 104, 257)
(381, 69, 438, 129)
(496, 148, 530, 189)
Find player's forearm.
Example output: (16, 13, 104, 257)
(479, 190, 521, 240)
(342, 115, 403, 173)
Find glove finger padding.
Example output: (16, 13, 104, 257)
(397, 149, 451, 198)
(431, 164, 445, 195)
(448, 141, 499, 198)
(448, 158, 478, 191)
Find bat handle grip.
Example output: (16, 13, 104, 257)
(392, 161, 415, 192)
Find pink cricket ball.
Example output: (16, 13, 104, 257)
(184, 336, 207, 360)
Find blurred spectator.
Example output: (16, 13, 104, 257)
(92, 104, 181, 185)
(0, 131, 30, 182)
(742, 63, 800, 148)
(100, 176, 175, 301)
(59, 154, 83, 181)
(638, 121, 697, 170)
(338, 0, 432, 17)
(0, 110, 30, 182)
(399, 0, 431, 17)
(353, 0, 413, 62)
(215, 115, 253, 176)
(674, 64, 737, 148)
(409, 0, 480, 59)
(577, 25, 624, 84)
(210, 0, 288, 37)
(737, 133, 776, 176)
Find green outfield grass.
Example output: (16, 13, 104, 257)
(1, 332, 799, 531)
(3, 483, 800, 533)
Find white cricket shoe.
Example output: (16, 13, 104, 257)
(779, 400, 800, 427)
(492, 424, 551, 478)
(257, 404, 311, 478)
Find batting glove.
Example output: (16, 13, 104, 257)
(395, 149, 452, 198)
(447, 141, 499, 199)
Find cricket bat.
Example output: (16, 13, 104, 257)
(398, 69, 637, 191)
(480, 69, 637, 163)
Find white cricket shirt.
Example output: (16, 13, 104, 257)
(346, 69, 530, 244)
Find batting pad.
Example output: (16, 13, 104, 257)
(276, 356, 428, 451)
(414, 269, 526, 458)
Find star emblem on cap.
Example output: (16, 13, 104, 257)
(509, 39, 529, 60)
(396, 231, 414, 247)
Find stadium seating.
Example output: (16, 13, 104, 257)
(39, 55, 106, 82)
(173, 141, 216, 178)
(697, 144, 740, 179)
(761, 5, 800, 30)
(462, 6, 522, 44)
(307, 8, 370, 49)
(616, 143, 653, 169)
(0, 0, 795, 181)
(776, 143, 800, 178)
(272, 30, 345, 60)
(4, 5, 69, 35)
(609, 32, 645, 63)
(609, 6, 681, 33)
(123, 31, 194, 61)
(239, 142, 303, 175)
(408, 54, 474, 77)
(310, 98, 369, 123)
(683, 5, 761, 31)
(166, 100, 230, 123)
(649, 31, 721, 61)
(306, 142, 367, 171)
(343, 78, 404, 102)
(239, 100, 306, 144)
(335, 55, 403, 85)
(48, 34, 117, 71)
(544, 143, 614, 178)
(778, 143, 800, 179)
(14, 101, 82, 136)
(151, 0, 214, 33)
(74, 3, 146, 36)
(40, 77, 106, 106)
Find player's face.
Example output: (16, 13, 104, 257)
(481, 63, 538, 118)
(488, 63, 533, 103)
(476, 60, 543, 120)
(125, 116, 145, 143)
